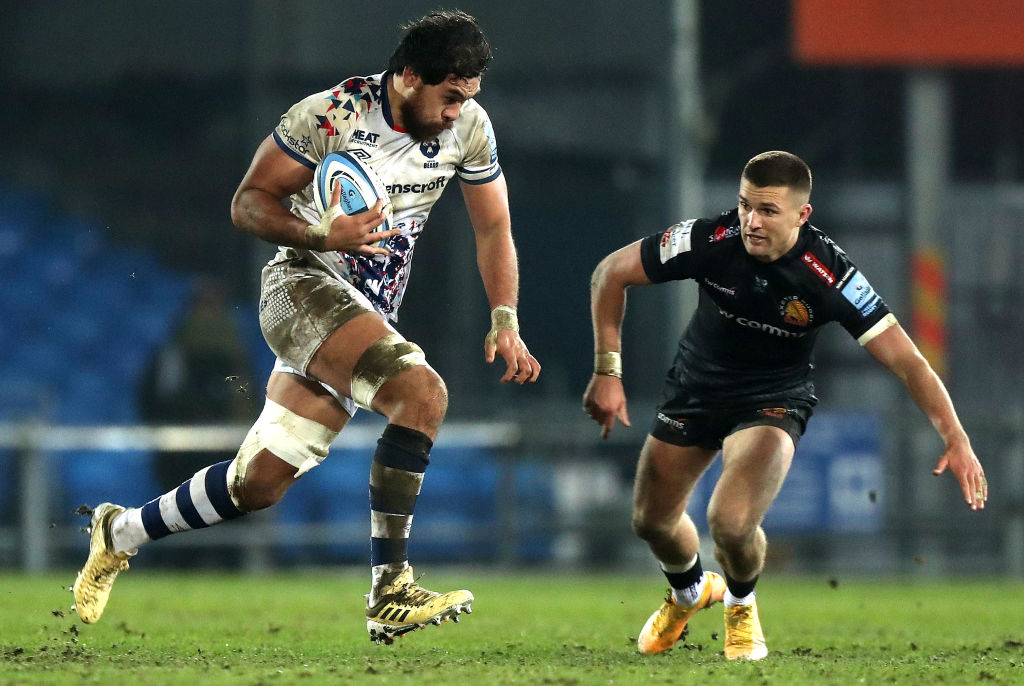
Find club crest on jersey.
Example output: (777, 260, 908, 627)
(709, 224, 741, 243)
(420, 139, 440, 158)
(779, 296, 813, 327)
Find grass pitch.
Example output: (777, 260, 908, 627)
(2, 570, 1023, 685)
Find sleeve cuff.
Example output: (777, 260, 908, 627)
(857, 313, 898, 346)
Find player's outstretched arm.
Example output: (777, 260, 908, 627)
(461, 176, 540, 384)
(582, 242, 650, 438)
(864, 322, 987, 510)
(231, 136, 399, 253)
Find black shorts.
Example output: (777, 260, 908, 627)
(649, 396, 813, 451)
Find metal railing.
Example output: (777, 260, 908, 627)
(0, 420, 523, 572)
(3, 409, 1021, 577)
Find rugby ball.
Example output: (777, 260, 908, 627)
(312, 151, 394, 248)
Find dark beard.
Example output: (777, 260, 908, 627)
(399, 99, 445, 143)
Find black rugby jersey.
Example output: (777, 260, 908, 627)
(639, 209, 892, 407)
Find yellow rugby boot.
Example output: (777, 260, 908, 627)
(724, 601, 767, 660)
(365, 566, 474, 645)
(637, 571, 726, 654)
(72, 503, 133, 624)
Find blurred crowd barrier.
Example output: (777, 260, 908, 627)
(3, 411, 1018, 576)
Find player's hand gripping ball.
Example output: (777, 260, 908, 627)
(312, 151, 394, 249)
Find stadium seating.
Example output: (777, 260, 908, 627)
(272, 443, 556, 566)
(0, 182, 192, 527)
(0, 180, 556, 564)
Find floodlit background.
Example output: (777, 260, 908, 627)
(1, 1, 1022, 578)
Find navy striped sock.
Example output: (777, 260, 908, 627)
(139, 461, 244, 541)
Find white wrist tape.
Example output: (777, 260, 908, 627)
(305, 204, 342, 251)
(594, 351, 623, 378)
(485, 305, 519, 345)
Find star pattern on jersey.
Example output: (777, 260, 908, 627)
(315, 77, 387, 136)
(320, 77, 385, 123)
(315, 114, 337, 136)
(324, 90, 344, 112)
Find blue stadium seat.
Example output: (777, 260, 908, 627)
(511, 461, 557, 561)
(123, 284, 191, 347)
(9, 336, 69, 386)
(408, 447, 500, 561)
(0, 219, 28, 260)
(66, 274, 135, 316)
(0, 186, 50, 227)
(62, 308, 108, 356)
(41, 252, 82, 293)
(44, 217, 100, 251)
(0, 181, 200, 543)
(0, 373, 55, 421)
(56, 450, 157, 524)
(107, 340, 152, 381)
(7, 260, 47, 303)
(273, 448, 370, 563)
(54, 369, 123, 424)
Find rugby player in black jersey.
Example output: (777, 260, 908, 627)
(582, 151, 987, 660)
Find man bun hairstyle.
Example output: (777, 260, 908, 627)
(388, 9, 493, 85)
(742, 151, 812, 198)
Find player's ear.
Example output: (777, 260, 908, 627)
(401, 67, 421, 89)
(799, 203, 813, 224)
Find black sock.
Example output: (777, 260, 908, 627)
(368, 424, 433, 570)
(662, 554, 704, 591)
(724, 572, 758, 599)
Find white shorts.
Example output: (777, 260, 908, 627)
(272, 357, 358, 417)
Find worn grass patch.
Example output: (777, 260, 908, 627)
(2, 570, 1022, 685)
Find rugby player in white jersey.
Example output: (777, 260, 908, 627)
(73, 9, 539, 644)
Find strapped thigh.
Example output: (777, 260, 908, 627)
(349, 333, 431, 410)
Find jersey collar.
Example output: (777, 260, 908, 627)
(380, 71, 407, 133)
(780, 222, 811, 261)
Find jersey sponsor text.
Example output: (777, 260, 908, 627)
(718, 307, 808, 339)
(703, 278, 737, 296)
(802, 251, 835, 284)
(659, 219, 695, 263)
(841, 270, 882, 316)
(386, 176, 449, 195)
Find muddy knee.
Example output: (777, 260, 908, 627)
(351, 335, 447, 431)
(228, 398, 339, 511)
(231, 452, 296, 511)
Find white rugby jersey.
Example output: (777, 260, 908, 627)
(271, 71, 501, 319)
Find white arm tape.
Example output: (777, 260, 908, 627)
(857, 313, 898, 346)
